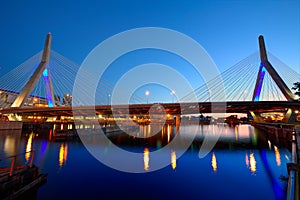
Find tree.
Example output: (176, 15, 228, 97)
(292, 82, 300, 98)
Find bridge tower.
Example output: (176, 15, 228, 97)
(251, 35, 298, 123)
(252, 35, 297, 102)
(11, 33, 55, 108)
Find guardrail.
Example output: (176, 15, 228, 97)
(286, 129, 299, 200)
(0, 150, 35, 176)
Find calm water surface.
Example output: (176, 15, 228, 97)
(0, 124, 290, 200)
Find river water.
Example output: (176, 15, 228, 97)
(0, 124, 290, 200)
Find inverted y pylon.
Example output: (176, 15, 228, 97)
(252, 35, 297, 101)
(11, 33, 55, 108)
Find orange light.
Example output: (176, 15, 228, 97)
(171, 151, 176, 170)
(25, 133, 33, 162)
(211, 152, 217, 172)
(245, 153, 249, 168)
(59, 143, 68, 167)
(49, 129, 52, 141)
(249, 153, 256, 175)
(143, 148, 150, 171)
(167, 125, 171, 143)
(274, 146, 281, 166)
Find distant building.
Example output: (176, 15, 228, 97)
(54, 94, 61, 106)
(0, 89, 48, 108)
(63, 94, 72, 106)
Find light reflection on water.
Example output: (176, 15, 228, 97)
(0, 124, 291, 200)
(249, 153, 257, 175)
(181, 124, 252, 141)
(59, 143, 68, 168)
(171, 150, 176, 170)
(4, 136, 17, 156)
(143, 148, 149, 171)
(245, 152, 257, 175)
(274, 145, 281, 166)
(211, 152, 217, 172)
(1, 130, 21, 157)
(245, 153, 249, 168)
(25, 133, 33, 162)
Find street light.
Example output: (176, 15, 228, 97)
(107, 93, 111, 105)
(171, 90, 176, 103)
(145, 90, 149, 104)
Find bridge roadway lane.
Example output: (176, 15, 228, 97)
(1, 101, 299, 117)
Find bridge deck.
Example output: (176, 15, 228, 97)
(1, 101, 300, 116)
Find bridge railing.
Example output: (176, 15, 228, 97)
(286, 129, 299, 200)
(0, 150, 35, 176)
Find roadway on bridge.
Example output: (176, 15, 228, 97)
(1, 101, 299, 116)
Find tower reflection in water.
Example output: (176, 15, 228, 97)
(0, 123, 290, 199)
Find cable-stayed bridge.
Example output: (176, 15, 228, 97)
(0, 33, 299, 124)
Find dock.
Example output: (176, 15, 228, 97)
(0, 150, 47, 199)
(286, 129, 299, 200)
(253, 123, 299, 200)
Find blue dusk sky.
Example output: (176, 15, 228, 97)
(0, 0, 299, 103)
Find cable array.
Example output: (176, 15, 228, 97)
(180, 51, 299, 102)
(0, 49, 298, 108)
(0, 50, 145, 107)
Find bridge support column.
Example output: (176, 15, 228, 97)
(249, 111, 264, 123)
(283, 108, 297, 124)
(252, 35, 297, 101)
(175, 114, 180, 133)
(11, 33, 55, 108)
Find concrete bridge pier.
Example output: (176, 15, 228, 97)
(249, 111, 264, 123)
(175, 114, 180, 133)
(250, 108, 298, 124)
(283, 108, 298, 124)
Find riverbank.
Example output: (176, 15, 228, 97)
(253, 122, 299, 200)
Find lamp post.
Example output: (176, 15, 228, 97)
(107, 93, 111, 105)
(145, 90, 149, 104)
(171, 90, 175, 103)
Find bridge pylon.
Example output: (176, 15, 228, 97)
(11, 33, 55, 108)
(252, 35, 297, 102)
(250, 35, 299, 124)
